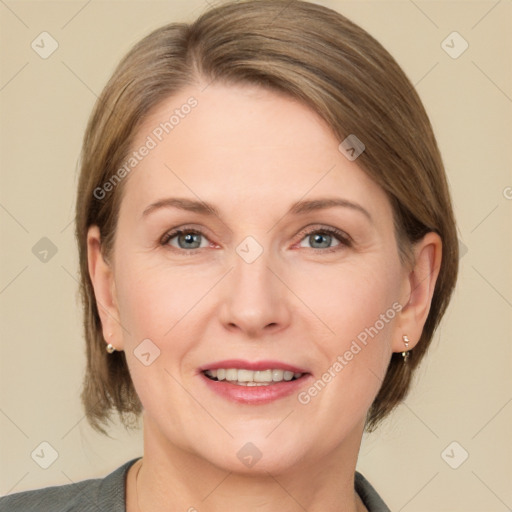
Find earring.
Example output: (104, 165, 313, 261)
(401, 335, 410, 362)
(106, 332, 116, 354)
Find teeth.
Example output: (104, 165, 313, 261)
(254, 370, 272, 382)
(238, 369, 253, 382)
(204, 368, 304, 385)
(225, 369, 237, 381)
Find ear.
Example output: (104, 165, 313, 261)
(392, 231, 442, 353)
(87, 225, 124, 351)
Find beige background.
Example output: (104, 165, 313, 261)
(1, 1, 511, 510)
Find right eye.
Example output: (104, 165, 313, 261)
(161, 229, 212, 252)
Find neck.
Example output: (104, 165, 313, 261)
(129, 415, 367, 512)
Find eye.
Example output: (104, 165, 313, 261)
(296, 226, 351, 253)
(161, 228, 211, 251)
(160, 225, 352, 254)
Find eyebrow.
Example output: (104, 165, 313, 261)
(141, 197, 372, 222)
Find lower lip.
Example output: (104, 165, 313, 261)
(201, 373, 311, 404)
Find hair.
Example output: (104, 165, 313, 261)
(75, 0, 458, 435)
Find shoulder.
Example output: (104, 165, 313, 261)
(355, 471, 391, 512)
(0, 457, 140, 512)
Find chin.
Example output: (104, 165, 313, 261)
(199, 435, 310, 476)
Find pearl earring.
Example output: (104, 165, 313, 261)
(106, 332, 116, 353)
(401, 335, 410, 362)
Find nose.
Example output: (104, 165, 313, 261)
(218, 245, 292, 338)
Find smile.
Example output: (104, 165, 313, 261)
(203, 368, 304, 386)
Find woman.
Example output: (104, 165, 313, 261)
(0, 0, 458, 510)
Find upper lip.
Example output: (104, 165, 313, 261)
(198, 359, 308, 374)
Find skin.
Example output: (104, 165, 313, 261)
(87, 82, 442, 512)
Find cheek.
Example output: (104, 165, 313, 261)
(114, 258, 209, 341)
(113, 257, 216, 405)
(299, 256, 400, 407)
(301, 253, 401, 343)
(113, 262, 204, 429)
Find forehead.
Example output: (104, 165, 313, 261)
(120, 83, 390, 220)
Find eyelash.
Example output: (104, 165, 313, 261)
(160, 225, 352, 255)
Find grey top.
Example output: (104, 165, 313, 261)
(0, 457, 391, 511)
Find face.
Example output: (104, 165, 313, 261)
(94, 83, 412, 474)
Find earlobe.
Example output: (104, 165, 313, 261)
(87, 226, 123, 350)
(393, 232, 442, 353)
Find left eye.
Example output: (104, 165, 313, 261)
(297, 228, 348, 251)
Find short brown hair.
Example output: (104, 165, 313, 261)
(75, 0, 458, 435)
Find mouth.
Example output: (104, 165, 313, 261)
(199, 360, 311, 404)
(202, 368, 305, 386)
